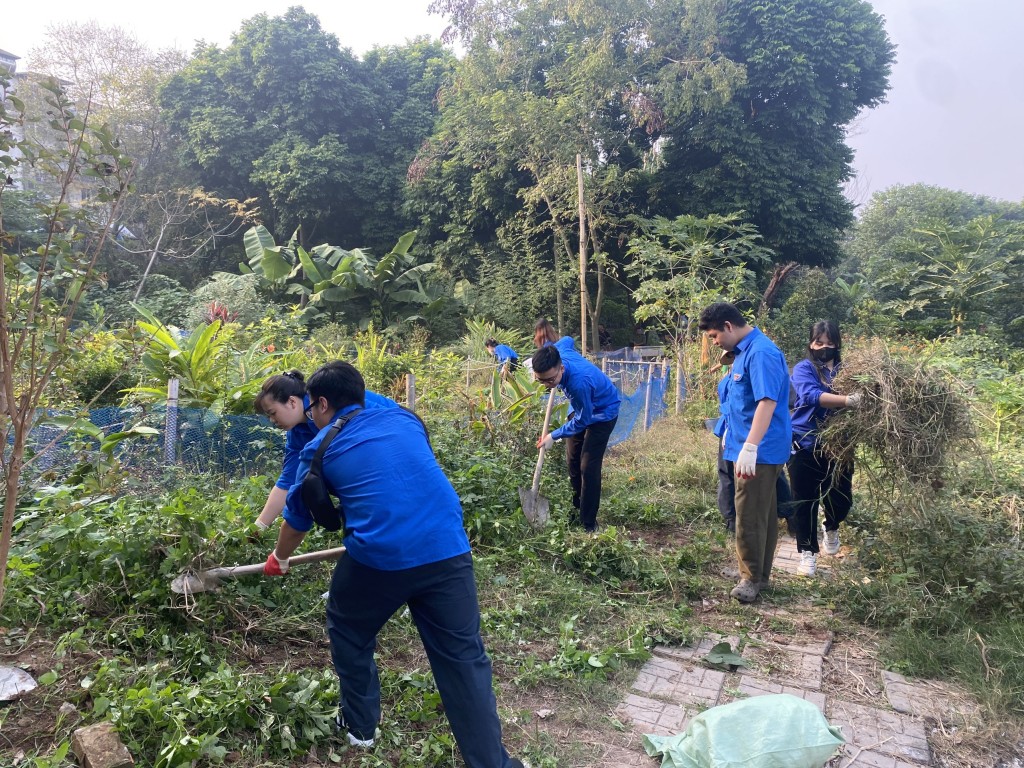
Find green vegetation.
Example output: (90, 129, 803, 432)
(2, 2, 1023, 764)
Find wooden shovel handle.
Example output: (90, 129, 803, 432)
(205, 546, 346, 579)
(531, 389, 558, 494)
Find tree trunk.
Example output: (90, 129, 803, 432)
(553, 241, 564, 334)
(577, 154, 589, 356)
(760, 261, 800, 315)
(133, 223, 167, 301)
(0, 415, 27, 608)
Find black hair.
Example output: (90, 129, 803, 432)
(531, 345, 562, 374)
(807, 320, 843, 365)
(698, 302, 747, 332)
(307, 361, 366, 412)
(484, 338, 498, 348)
(255, 370, 306, 414)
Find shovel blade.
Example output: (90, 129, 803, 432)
(518, 486, 550, 527)
(170, 571, 222, 595)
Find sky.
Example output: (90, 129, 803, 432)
(3, 0, 1022, 207)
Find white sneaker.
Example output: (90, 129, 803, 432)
(347, 733, 375, 749)
(797, 551, 817, 576)
(822, 525, 840, 555)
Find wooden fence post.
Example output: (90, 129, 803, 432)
(406, 373, 417, 412)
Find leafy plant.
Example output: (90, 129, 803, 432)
(127, 307, 278, 414)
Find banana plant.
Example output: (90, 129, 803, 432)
(242, 226, 444, 329)
(126, 307, 278, 415)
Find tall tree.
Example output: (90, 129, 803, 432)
(650, 0, 894, 271)
(161, 8, 375, 247)
(415, 0, 658, 343)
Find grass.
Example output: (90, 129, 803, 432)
(2, 411, 1023, 766)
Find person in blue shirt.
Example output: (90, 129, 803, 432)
(484, 338, 519, 374)
(252, 370, 398, 532)
(711, 350, 794, 534)
(699, 302, 791, 603)
(531, 345, 621, 533)
(262, 361, 524, 768)
(789, 321, 862, 576)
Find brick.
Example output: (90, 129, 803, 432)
(829, 699, 930, 765)
(71, 722, 134, 768)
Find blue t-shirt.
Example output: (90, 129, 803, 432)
(283, 406, 470, 570)
(274, 390, 399, 490)
(714, 370, 730, 439)
(550, 355, 621, 440)
(790, 358, 840, 450)
(492, 344, 518, 364)
(720, 328, 792, 464)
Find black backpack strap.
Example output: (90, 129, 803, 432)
(310, 408, 362, 473)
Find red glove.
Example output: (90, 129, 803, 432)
(264, 551, 290, 576)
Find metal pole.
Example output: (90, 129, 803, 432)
(406, 373, 416, 412)
(675, 351, 684, 414)
(164, 378, 179, 465)
(643, 365, 654, 432)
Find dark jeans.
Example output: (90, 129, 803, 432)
(563, 417, 618, 531)
(717, 441, 792, 532)
(787, 446, 854, 554)
(325, 552, 515, 768)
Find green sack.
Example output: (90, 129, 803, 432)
(643, 694, 845, 768)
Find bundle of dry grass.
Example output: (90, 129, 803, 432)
(819, 339, 975, 486)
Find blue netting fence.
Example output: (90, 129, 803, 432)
(21, 405, 283, 479)
(604, 359, 676, 448)
(17, 357, 677, 480)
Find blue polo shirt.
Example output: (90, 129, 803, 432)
(550, 355, 621, 440)
(492, 344, 518, 364)
(284, 406, 470, 570)
(274, 390, 399, 490)
(714, 370, 730, 439)
(720, 328, 791, 464)
(791, 358, 840, 450)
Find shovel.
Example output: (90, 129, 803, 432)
(519, 388, 557, 527)
(171, 546, 346, 595)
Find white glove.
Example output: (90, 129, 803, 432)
(254, 518, 270, 531)
(735, 442, 758, 478)
(845, 392, 863, 409)
(537, 433, 554, 451)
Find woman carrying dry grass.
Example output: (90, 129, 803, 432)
(789, 321, 863, 576)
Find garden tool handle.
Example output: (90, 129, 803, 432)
(531, 389, 558, 494)
(205, 546, 347, 580)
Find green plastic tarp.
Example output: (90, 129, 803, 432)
(643, 694, 845, 768)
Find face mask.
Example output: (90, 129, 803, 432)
(811, 347, 837, 363)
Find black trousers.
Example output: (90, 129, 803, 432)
(563, 417, 617, 531)
(787, 446, 854, 554)
(325, 552, 515, 768)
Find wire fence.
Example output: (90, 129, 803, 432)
(17, 355, 677, 480)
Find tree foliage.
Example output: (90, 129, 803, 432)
(161, 10, 451, 254)
(650, 0, 894, 268)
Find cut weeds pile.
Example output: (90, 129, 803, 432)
(1, 416, 1022, 767)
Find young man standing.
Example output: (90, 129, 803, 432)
(264, 361, 524, 768)
(698, 303, 792, 603)
(531, 345, 621, 532)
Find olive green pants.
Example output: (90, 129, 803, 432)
(733, 463, 783, 582)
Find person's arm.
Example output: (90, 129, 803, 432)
(264, 520, 308, 575)
(273, 520, 308, 561)
(745, 398, 778, 446)
(256, 486, 287, 529)
(819, 392, 856, 408)
(549, 378, 594, 441)
(735, 398, 778, 479)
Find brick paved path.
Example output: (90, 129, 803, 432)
(612, 534, 944, 767)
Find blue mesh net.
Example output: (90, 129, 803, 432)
(604, 360, 673, 447)
(19, 406, 283, 478)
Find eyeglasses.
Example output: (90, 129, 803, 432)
(535, 369, 560, 385)
(303, 400, 318, 421)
